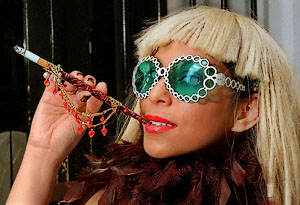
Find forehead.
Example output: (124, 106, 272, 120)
(154, 41, 230, 74)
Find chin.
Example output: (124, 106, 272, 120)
(143, 141, 171, 159)
(143, 140, 184, 159)
(145, 150, 171, 159)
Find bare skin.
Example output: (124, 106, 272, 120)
(7, 71, 107, 204)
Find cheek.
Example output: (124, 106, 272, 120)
(183, 98, 233, 125)
(179, 102, 235, 148)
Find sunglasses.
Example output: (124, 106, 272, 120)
(132, 55, 245, 103)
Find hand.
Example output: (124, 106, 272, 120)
(28, 70, 107, 164)
(7, 70, 106, 204)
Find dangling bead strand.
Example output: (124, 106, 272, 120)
(88, 129, 95, 138)
(101, 125, 107, 136)
(52, 86, 57, 95)
(77, 125, 83, 134)
(41, 63, 116, 137)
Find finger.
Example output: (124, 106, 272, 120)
(61, 71, 94, 112)
(86, 82, 107, 114)
(83, 75, 97, 88)
(72, 90, 92, 112)
(70, 70, 84, 81)
(64, 70, 84, 94)
(42, 74, 65, 106)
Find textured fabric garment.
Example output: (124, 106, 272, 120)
(63, 137, 267, 204)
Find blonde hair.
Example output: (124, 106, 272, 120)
(117, 6, 300, 204)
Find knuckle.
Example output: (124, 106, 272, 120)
(70, 70, 84, 80)
(84, 75, 96, 86)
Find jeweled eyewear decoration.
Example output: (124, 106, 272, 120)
(133, 55, 246, 103)
(14, 45, 150, 138)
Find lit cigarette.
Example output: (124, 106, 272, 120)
(13, 45, 50, 69)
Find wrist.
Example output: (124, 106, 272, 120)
(25, 143, 64, 172)
(7, 143, 64, 204)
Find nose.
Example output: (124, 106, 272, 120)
(148, 78, 173, 105)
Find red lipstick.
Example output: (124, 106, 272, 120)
(145, 115, 176, 134)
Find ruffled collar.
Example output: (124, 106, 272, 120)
(63, 137, 267, 204)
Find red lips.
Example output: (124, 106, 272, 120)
(145, 115, 177, 134)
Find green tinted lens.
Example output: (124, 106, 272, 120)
(134, 61, 156, 93)
(169, 61, 205, 96)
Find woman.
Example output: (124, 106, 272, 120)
(7, 6, 300, 204)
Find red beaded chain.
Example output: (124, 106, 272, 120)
(42, 62, 149, 138)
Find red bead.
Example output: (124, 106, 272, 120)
(88, 129, 95, 138)
(77, 125, 83, 134)
(100, 115, 104, 122)
(73, 111, 77, 119)
(63, 102, 68, 109)
(44, 78, 50, 87)
(59, 93, 63, 99)
(63, 102, 70, 112)
(73, 112, 80, 124)
(52, 87, 57, 95)
(101, 125, 107, 136)
(87, 120, 92, 128)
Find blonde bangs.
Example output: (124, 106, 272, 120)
(135, 6, 289, 83)
(136, 7, 239, 61)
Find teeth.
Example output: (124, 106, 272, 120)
(150, 120, 174, 127)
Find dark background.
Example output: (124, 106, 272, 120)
(0, 0, 168, 183)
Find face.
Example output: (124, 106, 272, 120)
(139, 41, 236, 158)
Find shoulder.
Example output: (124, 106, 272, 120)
(85, 188, 105, 205)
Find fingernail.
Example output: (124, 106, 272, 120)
(86, 77, 95, 84)
(76, 72, 83, 76)
(67, 88, 78, 95)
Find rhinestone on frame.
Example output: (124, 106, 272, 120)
(199, 89, 207, 97)
(200, 59, 209, 66)
(194, 56, 200, 62)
